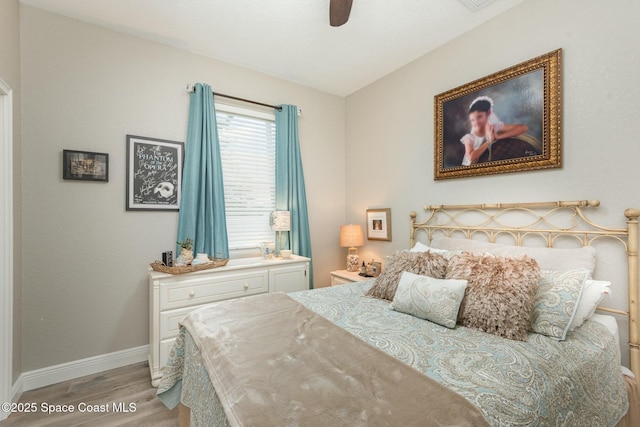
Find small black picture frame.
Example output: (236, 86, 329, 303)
(62, 149, 109, 182)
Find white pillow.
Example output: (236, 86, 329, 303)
(430, 236, 597, 274)
(570, 279, 611, 330)
(410, 242, 430, 252)
(410, 241, 454, 257)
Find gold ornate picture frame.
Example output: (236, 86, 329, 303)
(434, 49, 561, 180)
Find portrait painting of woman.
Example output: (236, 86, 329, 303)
(434, 49, 561, 180)
(443, 69, 543, 169)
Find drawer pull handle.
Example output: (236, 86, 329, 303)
(189, 291, 195, 297)
(243, 283, 249, 290)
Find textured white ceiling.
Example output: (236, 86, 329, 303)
(19, 0, 525, 96)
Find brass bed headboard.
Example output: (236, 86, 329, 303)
(409, 200, 640, 385)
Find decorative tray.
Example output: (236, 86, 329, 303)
(150, 257, 229, 275)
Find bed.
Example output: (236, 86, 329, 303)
(158, 200, 640, 426)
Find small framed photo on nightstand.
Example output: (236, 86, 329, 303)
(370, 261, 382, 277)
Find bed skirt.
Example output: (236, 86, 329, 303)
(618, 374, 640, 427)
(177, 379, 638, 427)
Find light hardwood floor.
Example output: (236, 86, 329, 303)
(0, 362, 178, 426)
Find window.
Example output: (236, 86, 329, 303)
(216, 104, 276, 250)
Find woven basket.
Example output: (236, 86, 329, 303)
(150, 257, 229, 275)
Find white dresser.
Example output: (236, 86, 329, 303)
(148, 255, 310, 386)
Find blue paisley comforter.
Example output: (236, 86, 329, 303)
(158, 281, 628, 426)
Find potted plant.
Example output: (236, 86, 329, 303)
(177, 238, 194, 263)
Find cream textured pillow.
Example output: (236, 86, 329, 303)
(366, 251, 448, 301)
(446, 252, 540, 341)
(531, 269, 589, 340)
(391, 272, 467, 328)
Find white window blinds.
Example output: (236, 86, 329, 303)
(216, 104, 276, 250)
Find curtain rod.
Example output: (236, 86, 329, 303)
(186, 84, 282, 111)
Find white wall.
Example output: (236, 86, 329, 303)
(20, 5, 346, 372)
(0, 0, 22, 384)
(346, 0, 640, 364)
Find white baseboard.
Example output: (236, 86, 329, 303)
(11, 374, 22, 403)
(13, 345, 149, 395)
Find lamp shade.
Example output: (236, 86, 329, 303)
(340, 224, 364, 247)
(270, 211, 291, 231)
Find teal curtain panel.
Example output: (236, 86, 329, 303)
(177, 83, 229, 258)
(276, 105, 313, 288)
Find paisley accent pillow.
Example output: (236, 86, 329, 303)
(446, 252, 540, 341)
(366, 251, 448, 301)
(391, 272, 467, 328)
(531, 269, 589, 340)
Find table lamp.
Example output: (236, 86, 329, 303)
(270, 211, 291, 257)
(340, 224, 364, 272)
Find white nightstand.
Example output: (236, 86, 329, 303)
(330, 269, 372, 286)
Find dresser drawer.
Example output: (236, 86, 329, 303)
(160, 306, 195, 340)
(159, 269, 269, 310)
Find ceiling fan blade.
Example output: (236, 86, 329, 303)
(330, 0, 353, 27)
